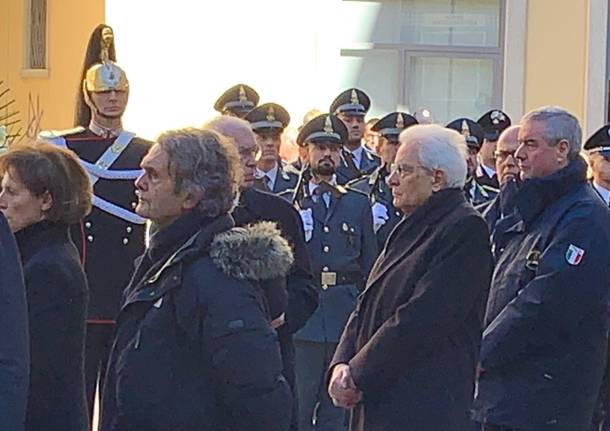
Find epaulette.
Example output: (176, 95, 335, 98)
(343, 184, 369, 197)
(38, 126, 86, 140)
(282, 162, 302, 176)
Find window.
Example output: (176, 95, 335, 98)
(25, 0, 47, 70)
(341, 0, 504, 124)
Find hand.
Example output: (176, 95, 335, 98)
(328, 364, 362, 408)
(270, 313, 286, 329)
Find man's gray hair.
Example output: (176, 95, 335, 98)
(156, 128, 241, 217)
(399, 124, 468, 188)
(521, 106, 582, 159)
(203, 116, 255, 147)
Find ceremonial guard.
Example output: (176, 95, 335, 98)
(213, 83, 259, 118)
(39, 31, 150, 420)
(347, 112, 418, 250)
(476, 109, 512, 188)
(446, 118, 498, 205)
(245, 103, 299, 193)
(330, 89, 381, 184)
(284, 114, 377, 431)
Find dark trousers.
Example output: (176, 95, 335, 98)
(85, 323, 115, 428)
(295, 340, 347, 431)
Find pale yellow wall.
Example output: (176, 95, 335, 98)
(0, 0, 104, 139)
(523, 0, 588, 121)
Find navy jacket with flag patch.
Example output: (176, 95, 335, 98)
(473, 157, 610, 430)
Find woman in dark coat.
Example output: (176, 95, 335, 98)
(0, 142, 92, 431)
(328, 124, 493, 431)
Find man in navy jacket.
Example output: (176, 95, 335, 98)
(473, 107, 610, 431)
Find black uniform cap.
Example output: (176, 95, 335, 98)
(372, 112, 418, 141)
(584, 124, 610, 155)
(446, 118, 485, 149)
(244, 103, 290, 135)
(329, 88, 370, 117)
(214, 84, 259, 117)
(296, 114, 348, 147)
(477, 109, 511, 141)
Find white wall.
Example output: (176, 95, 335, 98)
(107, 0, 376, 139)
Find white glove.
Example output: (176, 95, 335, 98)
(299, 208, 314, 242)
(372, 202, 389, 233)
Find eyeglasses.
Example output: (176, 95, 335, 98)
(389, 163, 431, 178)
(494, 149, 517, 162)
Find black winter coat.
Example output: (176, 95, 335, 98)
(0, 213, 29, 431)
(100, 214, 293, 431)
(473, 158, 610, 430)
(331, 189, 493, 431)
(15, 221, 89, 431)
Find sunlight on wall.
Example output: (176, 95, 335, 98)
(107, 0, 380, 140)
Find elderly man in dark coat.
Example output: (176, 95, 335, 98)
(328, 124, 493, 431)
(0, 212, 29, 431)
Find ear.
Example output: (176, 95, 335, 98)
(431, 169, 447, 192)
(40, 190, 53, 213)
(181, 187, 205, 211)
(556, 139, 570, 160)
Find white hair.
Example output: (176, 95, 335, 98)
(398, 124, 468, 188)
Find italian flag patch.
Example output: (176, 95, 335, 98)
(565, 244, 585, 266)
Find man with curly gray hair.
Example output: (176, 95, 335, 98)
(100, 128, 293, 431)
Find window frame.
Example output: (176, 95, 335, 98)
(21, 0, 49, 77)
(340, 0, 506, 121)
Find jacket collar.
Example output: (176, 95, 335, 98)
(367, 188, 465, 288)
(515, 156, 588, 226)
(14, 221, 70, 263)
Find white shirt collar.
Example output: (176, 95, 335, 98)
(308, 175, 337, 195)
(89, 119, 123, 138)
(593, 181, 610, 205)
(476, 163, 496, 178)
(256, 164, 279, 189)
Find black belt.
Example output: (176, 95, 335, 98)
(318, 270, 362, 289)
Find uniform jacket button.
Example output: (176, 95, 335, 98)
(123, 238, 129, 245)
(87, 235, 94, 242)
(85, 221, 92, 228)
(126, 226, 133, 233)
(323, 226, 330, 233)
(323, 245, 330, 253)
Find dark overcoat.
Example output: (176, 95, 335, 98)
(331, 188, 493, 431)
(15, 221, 89, 431)
(0, 213, 29, 431)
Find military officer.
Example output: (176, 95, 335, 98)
(347, 112, 418, 250)
(39, 45, 150, 421)
(283, 113, 377, 431)
(330, 88, 381, 184)
(213, 83, 259, 118)
(476, 109, 512, 188)
(245, 102, 299, 194)
(446, 118, 498, 205)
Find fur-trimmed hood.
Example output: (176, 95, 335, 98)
(210, 221, 294, 281)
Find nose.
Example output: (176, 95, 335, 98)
(134, 172, 146, 191)
(514, 143, 527, 161)
(388, 168, 399, 186)
(0, 192, 7, 210)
